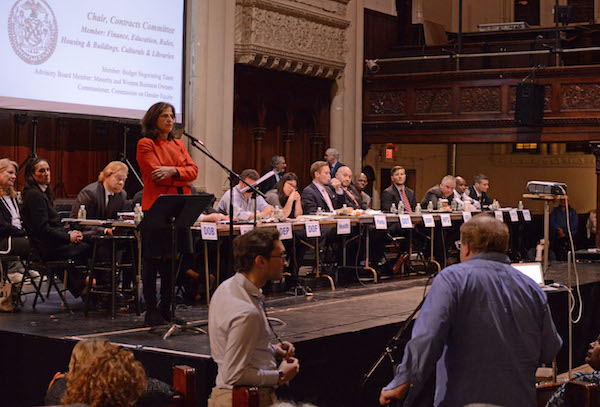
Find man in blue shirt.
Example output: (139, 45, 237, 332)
(379, 214, 562, 406)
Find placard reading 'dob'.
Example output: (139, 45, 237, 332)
(337, 219, 351, 235)
(305, 221, 321, 238)
(276, 223, 293, 240)
(374, 215, 388, 230)
(200, 222, 218, 240)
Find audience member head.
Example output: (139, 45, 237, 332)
(62, 343, 146, 407)
(586, 333, 600, 370)
(141, 102, 176, 141)
(459, 214, 509, 262)
(271, 156, 286, 173)
(390, 166, 406, 187)
(335, 166, 353, 188)
(0, 158, 18, 198)
(98, 161, 128, 194)
(277, 172, 299, 205)
(439, 175, 456, 198)
(558, 197, 568, 209)
(233, 228, 285, 286)
(66, 338, 113, 382)
(455, 176, 467, 195)
(310, 161, 330, 186)
(324, 148, 339, 165)
(353, 172, 368, 192)
(473, 173, 490, 194)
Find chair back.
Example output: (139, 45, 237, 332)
(423, 20, 449, 47)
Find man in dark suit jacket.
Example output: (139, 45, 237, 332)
(335, 166, 367, 210)
(421, 175, 456, 209)
(258, 155, 287, 193)
(325, 148, 344, 178)
(302, 161, 344, 214)
(380, 166, 417, 212)
(466, 173, 493, 207)
(70, 161, 129, 234)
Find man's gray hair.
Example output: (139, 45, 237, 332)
(326, 148, 340, 159)
(271, 155, 284, 168)
(441, 175, 456, 185)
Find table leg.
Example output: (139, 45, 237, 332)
(204, 241, 210, 305)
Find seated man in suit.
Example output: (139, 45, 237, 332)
(466, 173, 493, 208)
(258, 155, 286, 193)
(324, 148, 344, 178)
(421, 175, 456, 210)
(381, 166, 416, 212)
(70, 161, 129, 235)
(302, 161, 344, 214)
(353, 172, 371, 209)
(217, 169, 274, 221)
(336, 166, 367, 210)
(452, 176, 478, 210)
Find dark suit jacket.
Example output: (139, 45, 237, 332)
(329, 161, 344, 178)
(301, 182, 344, 214)
(343, 185, 368, 210)
(421, 185, 453, 209)
(380, 184, 416, 212)
(69, 181, 127, 220)
(258, 172, 280, 193)
(0, 196, 27, 240)
(21, 185, 70, 257)
(467, 185, 493, 206)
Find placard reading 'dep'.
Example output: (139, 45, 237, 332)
(495, 211, 504, 222)
(276, 223, 293, 240)
(239, 225, 254, 235)
(1, 0, 185, 121)
(200, 222, 218, 241)
(399, 214, 413, 228)
(422, 214, 435, 228)
(305, 221, 321, 238)
(337, 219, 351, 235)
(374, 215, 388, 230)
(440, 213, 452, 227)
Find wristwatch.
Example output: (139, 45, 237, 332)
(278, 369, 284, 383)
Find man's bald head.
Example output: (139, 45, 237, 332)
(455, 176, 467, 194)
(354, 172, 367, 191)
(335, 166, 353, 188)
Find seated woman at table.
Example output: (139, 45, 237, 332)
(0, 158, 40, 283)
(21, 157, 90, 298)
(69, 160, 129, 234)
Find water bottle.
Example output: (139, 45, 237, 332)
(518, 200, 524, 210)
(427, 201, 434, 212)
(390, 202, 397, 214)
(134, 203, 143, 224)
(398, 201, 405, 214)
(316, 207, 323, 216)
(274, 205, 282, 221)
(451, 200, 458, 211)
(16, 191, 22, 205)
(77, 205, 86, 220)
(342, 203, 348, 215)
(415, 203, 422, 213)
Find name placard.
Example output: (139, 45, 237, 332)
(495, 211, 504, 222)
(276, 223, 293, 240)
(399, 214, 413, 229)
(462, 211, 472, 222)
(374, 215, 388, 230)
(422, 214, 435, 228)
(239, 225, 254, 235)
(337, 219, 351, 235)
(509, 209, 519, 223)
(305, 221, 321, 238)
(440, 213, 452, 227)
(200, 222, 218, 241)
(522, 209, 532, 222)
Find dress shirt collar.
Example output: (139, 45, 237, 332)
(312, 181, 326, 194)
(469, 251, 511, 264)
(38, 183, 48, 192)
(233, 272, 265, 301)
(104, 185, 114, 205)
(394, 184, 405, 195)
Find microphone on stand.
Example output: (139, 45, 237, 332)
(182, 131, 207, 148)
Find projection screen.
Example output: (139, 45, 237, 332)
(0, 0, 185, 122)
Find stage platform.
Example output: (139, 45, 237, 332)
(2, 261, 600, 406)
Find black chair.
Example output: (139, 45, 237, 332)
(0, 238, 44, 307)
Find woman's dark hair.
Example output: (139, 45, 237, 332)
(141, 102, 176, 141)
(24, 157, 54, 204)
(276, 172, 299, 207)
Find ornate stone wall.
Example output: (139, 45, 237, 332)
(235, 0, 350, 78)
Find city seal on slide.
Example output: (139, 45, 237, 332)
(8, 0, 58, 65)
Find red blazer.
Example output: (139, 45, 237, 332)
(136, 137, 199, 210)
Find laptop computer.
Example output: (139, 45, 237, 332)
(512, 262, 545, 286)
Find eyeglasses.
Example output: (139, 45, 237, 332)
(455, 241, 462, 250)
(269, 252, 288, 262)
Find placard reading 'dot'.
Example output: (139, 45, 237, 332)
(440, 213, 452, 227)
(422, 214, 435, 228)
(374, 215, 388, 230)
(200, 222, 218, 240)
(462, 211, 472, 222)
(337, 219, 351, 235)
(305, 221, 321, 238)
(522, 209, 532, 221)
(509, 209, 519, 222)
(399, 214, 413, 228)
(495, 211, 504, 222)
(276, 223, 293, 240)
(239, 225, 254, 235)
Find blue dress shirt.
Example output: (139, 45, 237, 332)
(385, 252, 562, 407)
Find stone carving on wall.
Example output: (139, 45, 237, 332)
(367, 90, 407, 115)
(459, 87, 501, 113)
(561, 83, 600, 111)
(415, 88, 452, 114)
(235, 0, 349, 79)
(509, 85, 552, 112)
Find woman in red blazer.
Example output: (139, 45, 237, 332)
(136, 102, 198, 326)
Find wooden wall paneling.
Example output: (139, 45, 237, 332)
(364, 9, 400, 59)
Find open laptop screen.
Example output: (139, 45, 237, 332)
(512, 262, 544, 285)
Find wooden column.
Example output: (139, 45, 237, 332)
(283, 130, 293, 165)
(591, 142, 600, 248)
(252, 127, 266, 171)
(310, 132, 325, 163)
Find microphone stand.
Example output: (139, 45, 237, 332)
(120, 125, 143, 188)
(182, 132, 267, 277)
